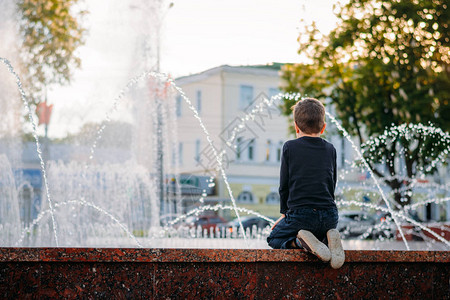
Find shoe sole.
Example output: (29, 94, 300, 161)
(327, 229, 345, 269)
(297, 230, 331, 262)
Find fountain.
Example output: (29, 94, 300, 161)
(1, 1, 449, 296)
(1, 57, 449, 298)
(0, 56, 449, 250)
(0, 58, 254, 248)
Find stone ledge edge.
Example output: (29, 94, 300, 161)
(0, 248, 448, 263)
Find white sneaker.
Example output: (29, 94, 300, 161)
(327, 229, 345, 269)
(297, 230, 331, 262)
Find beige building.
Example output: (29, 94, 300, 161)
(174, 64, 450, 222)
(175, 64, 291, 217)
(174, 64, 450, 224)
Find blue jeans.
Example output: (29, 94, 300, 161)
(267, 207, 339, 249)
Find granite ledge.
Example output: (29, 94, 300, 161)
(0, 248, 448, 263)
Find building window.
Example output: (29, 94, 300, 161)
(239, 85, 253, 109)
(195, 139, 201, 162)
(268, 88, 280, 100)
(178, 142, 183, 165)
(248, 139, 255, 161)
(236, 137, 242, 161)
(266, 192, 280, 204)
(237, 191, 254, 203)
(176, 96, 182, 117)
(196, 90, 202, 114)
(277, 141, 283, 162)
(171, 148, 176, 166)
(265, 140, 272, 162)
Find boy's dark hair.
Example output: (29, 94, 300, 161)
(292, 98, 325, 134)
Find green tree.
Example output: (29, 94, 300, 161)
(17, 0, 87, 102)
(281, 0, 450, 206)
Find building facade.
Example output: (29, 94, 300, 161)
(175, 64, 449, 221)
(175, 64, 289, 217)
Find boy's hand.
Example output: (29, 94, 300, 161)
(271, 214, 285, 230)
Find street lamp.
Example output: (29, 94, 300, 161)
(155, 2, 174, 216)
(156, 2, 174, 73)
(130, 1, 174, 216)
(129, 1, 173, 72)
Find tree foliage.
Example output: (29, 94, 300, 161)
(281, 0, 450, 206)
(17, 0, 87, 101)
(361, 123, 450, 205)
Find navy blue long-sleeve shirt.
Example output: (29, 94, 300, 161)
(279, 136, 337, 214)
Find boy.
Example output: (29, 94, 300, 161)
(267, 98, 344, 269)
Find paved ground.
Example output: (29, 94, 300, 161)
(88, 237, 450, 250)
(342, 239, 449, 251)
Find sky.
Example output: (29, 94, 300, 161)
(162, 0, 337, 76)
(17, 0, 339, 137)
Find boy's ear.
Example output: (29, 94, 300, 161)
(294, 122, 300, 133)
(320, 123, 327, 134)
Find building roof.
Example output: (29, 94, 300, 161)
(175, 63, 287, 85)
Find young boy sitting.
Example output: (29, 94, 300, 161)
(267, 98, 345, 269)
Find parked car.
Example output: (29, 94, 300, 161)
(184, 214, 228, 231)
(337, 211, 376, 238)
(224, 216, 274, 236)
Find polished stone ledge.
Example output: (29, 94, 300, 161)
(0, 247, 448, 263)
(1, 248, 449, 299)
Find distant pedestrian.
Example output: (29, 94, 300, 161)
(267, 98, 344, 269)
